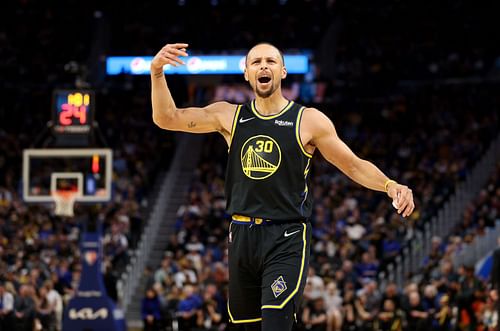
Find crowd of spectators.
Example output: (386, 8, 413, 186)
(305, 83, 499, 269)
(419, 163, 500, 284)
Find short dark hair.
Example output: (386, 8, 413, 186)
(245, 42, 285, 66)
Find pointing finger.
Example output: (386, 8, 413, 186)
(171, 43, 189, 48)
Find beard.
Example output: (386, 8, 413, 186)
(254, 81, 278, 98)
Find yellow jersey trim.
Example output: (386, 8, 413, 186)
(227, 301, 262, 324)
(295, 106, 313, 158)
(261, 222, 307, 310)
(251, 100, 294, 120)
(228, 105, 242, 151)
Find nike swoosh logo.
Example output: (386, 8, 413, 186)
(239, 117, 255, 123)
(284, 229, 301, 237)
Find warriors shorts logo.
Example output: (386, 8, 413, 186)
(271, 276, 287, 298)
(240, 135, 281, 180)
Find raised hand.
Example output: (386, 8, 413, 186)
(151, 43, 189, 70)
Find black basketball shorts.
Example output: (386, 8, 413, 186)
(227, 217, 311, 324)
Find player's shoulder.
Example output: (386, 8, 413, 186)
(206, 101, 238, 112)
(300, 106, 335, 138)
(301, 106, 331, 123)
(204, 101, 240, 120)
(302, 106, 322, 114)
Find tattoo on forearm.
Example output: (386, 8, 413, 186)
(154, 71, 164, 79)
(188, 121, 196, 128)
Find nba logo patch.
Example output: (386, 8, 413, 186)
(271, 276, 287, 298)
(85, 250, 98, 265)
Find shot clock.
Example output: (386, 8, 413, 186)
(52, 90, 95, 134)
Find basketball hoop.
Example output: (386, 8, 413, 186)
(52, 190, 79, 217)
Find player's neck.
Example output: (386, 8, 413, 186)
(254, 92, 289, 116)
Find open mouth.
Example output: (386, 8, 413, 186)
(258, 76, 271, 84)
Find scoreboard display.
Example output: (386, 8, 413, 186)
(52, 90, 94, 134)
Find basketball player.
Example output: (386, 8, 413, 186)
(151, 43, 415, 331)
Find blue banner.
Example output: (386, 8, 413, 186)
(106, 54, 309, 75)
(63, 231, 126, 331)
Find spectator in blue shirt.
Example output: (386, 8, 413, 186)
(141, 288, 162, 331)
(356, 252, 380, 282)
(177, 285, 202, 331)
(382, 231, 402, 261)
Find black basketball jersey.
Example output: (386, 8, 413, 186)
(225, 99, 313, 220)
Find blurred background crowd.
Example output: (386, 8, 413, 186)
(1, 0, 499, 330)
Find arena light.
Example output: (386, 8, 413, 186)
(106, 54, 310, 75)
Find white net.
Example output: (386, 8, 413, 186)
(52, 191, 78, 217)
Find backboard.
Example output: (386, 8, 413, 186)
(23, 148, 112, 203)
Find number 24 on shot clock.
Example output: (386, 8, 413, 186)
(52, 90, 95, 134)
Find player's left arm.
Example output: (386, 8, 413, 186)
(304, 108, 415, 217)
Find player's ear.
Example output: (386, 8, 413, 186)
(281, 66, 287, 79)
(244, 68, 249, 81)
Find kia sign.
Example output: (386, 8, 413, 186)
(69, 308, 108, 320)
(106, 54, 310, 75)
(63, 231, 126, 331)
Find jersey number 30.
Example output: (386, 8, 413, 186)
(255, 140, 274, 153)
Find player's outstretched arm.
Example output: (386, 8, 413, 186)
(151, 43, 235, 134)
(305, 108, 415, 217)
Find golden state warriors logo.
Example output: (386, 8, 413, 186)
(240, 135, 281, 180)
